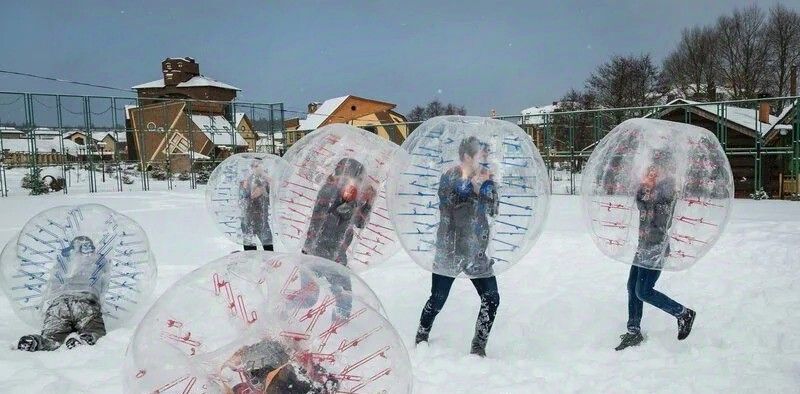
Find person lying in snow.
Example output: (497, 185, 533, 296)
(415, 136, 500, 357)
(300, 158, 376, 320)
(615, 152, 696, 351)
(221, 338, 339, 394)
(17, 236, 110, 351)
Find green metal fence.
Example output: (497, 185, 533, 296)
(1, 92, 798, 199)
(0, 92, 284, 196)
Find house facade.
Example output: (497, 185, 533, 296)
(127, 57, 250, 171)
(284, 95, 408, 148)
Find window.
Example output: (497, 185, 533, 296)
(351, 105, 357, 111)
(146, 122, 157, 131)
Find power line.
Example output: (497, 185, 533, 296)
(0, 69, 134, 93)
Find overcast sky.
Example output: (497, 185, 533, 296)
(1, 0, 798, 117)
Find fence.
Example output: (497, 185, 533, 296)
(1, 92, 798, 198)
(0, 92, 284, 196)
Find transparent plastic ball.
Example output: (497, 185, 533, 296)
(274, 124, 404, 272)
(581, 118, 734, 271)
(0, 204, 157, 329)
(387, 116, 550, 278)
(206, 153, 289, 247)
(124, 251, 411, 394)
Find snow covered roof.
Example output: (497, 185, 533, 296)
(190, 115, 247, 146)
(0, 126, 21, 134)
(132, 75, 240, 91)
(520, 103, 561, 125)
(298, 96, 349, 131)
(1, 138, 82, 153)
(92, 131, 127, 142)
(653, 99, 781, 137)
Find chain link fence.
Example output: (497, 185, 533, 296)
(1, 92, 798, 199)
(0, 92, 283, 196)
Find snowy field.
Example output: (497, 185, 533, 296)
(0, 190, 798, 393)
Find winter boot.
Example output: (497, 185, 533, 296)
(17, 335, 40, 352)
(470, 337, 487, 357)
(615, 331, 644, 351)
(414, 327, 429, 345)
(677, 309, 696, 340)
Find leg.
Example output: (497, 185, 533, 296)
(324, 270, 352, 320)
(416, 273, 456, 342)
(73, 296, 106, 345)
(469, 276, 499, 355)
(626, 266, 644, 333)
(634, 267, 685, 318)
(21, 297, 74, 351)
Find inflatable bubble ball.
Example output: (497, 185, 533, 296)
(581, 118, 734, 271)
(124, 251, 411, 394)
(274, 124, 405, 272)
(206, 152, 289, 247)
(387, 115, 550, 278)
(0, 204, 157, 330)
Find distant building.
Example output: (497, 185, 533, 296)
(127, 57, 250, 171)
(284, 95, 408, 148)
(649, 98, 797, 198)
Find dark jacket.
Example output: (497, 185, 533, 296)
(302, 177, 374, 265)
(240, 173, 272, 244)
(434, 166, 499, 276)
(634, 177, 676, 267)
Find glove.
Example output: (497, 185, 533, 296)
(454, 179, 473, 199)
(341, 184, 358, 202)
(479, 180, 495, 198)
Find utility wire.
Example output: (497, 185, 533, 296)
(0, 69, 134, 93)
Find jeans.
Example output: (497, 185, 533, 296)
(418, 273, 499, 345)
(627, 265, 685, 332)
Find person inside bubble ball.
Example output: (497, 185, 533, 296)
(300, 158, 376, 320)
(415, 136, 500, 357)
(240, 157, 274, 252)
(17, 236, 110, 351)
(220, 337, 339, 394)
(615, 150, 697, 351)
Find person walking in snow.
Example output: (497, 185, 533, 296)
(415, 136, 500, 357)
(240, 157, 274, 252)
(615, 151, 696, 351)
(301, 157, 376, 319)
(17, 236, 110, 351)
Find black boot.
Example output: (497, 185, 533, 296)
(470, 336, 487, 357)
(17, 335, 40, 352)
(677, 309, 696, 340)
(615, 331, 644, 351)
(415, 326, 429, 345)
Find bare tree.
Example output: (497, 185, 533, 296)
(585, 54, 662, 109)
(662, 26, 720, 100)
(715, 5, 770, 99)
(765, 4, 800, 102)
(407, 99, 466, 122)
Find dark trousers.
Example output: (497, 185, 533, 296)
(244, 244, 274, 251)
(26, 293, 106, 351)
(418, 273, 499, 345)
(627, 265, 685, 333)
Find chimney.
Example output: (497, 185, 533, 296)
(791, 65, 797, 96)
(308, 102, 320, 114)
(162, 57, 200, 86)
(757, 91, 771, 124)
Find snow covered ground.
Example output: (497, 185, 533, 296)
(0, 190, 798, 393)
